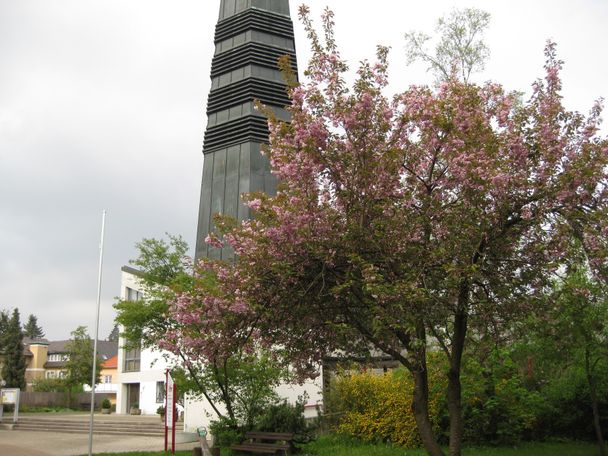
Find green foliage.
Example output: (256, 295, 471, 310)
(101, 398, 111, 409)
(532, 361, 608, 440)
(32, 377, 68, 392)
(114, 234, 191, 349)
(107, 324, 119, 342)
(179, 352, 287, 429)
(209, 416, 243, 448)
(115, 234, 290, 428)
(22, 314, 45, 339)
(325, 349, 605, 447)
(64, 326, 101, 389)
(255, 398, 310, 439)
(130, 234, 190, 287)
(513, 264, 608, 448)
(0, 309, 9, 346)
(0, 309, 10, 373)
(456, 350, 546, 445)
(1, 308, 26, 389)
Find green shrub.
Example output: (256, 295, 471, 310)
(455, 350, 547, 445)
(256, 397, 311, 441)
(209, 417, 243, 448)
(32, 377, 68, 392)
(535, 363, 608, 440)
(101, 398, 111, 409)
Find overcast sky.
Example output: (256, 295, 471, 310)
(1, 0, 606, 341)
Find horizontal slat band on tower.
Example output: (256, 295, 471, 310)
(211, 43, 296, 77)
(207, 78, 291, 113)
(203, 116, 270, 153)
(215, 9, 295, 42)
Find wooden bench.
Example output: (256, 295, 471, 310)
(230, 431, 296, 455)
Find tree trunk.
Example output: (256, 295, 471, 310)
(446, 323, 465, 456)
(411, 321, 445, 456)
(585, 347, 607, 456)
(412, 368, 445, 456)
(447, 286, 469, 456)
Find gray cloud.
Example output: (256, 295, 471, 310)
(0, 0, 606, 340)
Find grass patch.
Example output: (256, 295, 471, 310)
(89, 436, 600, 456)
(301, 435, 599, 455)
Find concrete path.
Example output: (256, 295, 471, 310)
(0, 429, 199, 455)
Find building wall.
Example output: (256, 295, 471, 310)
(117, 346, 170, 415)
(25, 343, 48, 390)
(183, 373, 323, 433)
(116, 269, 174, 416)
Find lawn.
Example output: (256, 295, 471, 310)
(90, 435, 600, 456)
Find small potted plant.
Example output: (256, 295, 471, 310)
(130, 402, 141, 415)
(101, 398, 112, 414)
(157, 405, 165, 422)
(101, 398, 112, 415)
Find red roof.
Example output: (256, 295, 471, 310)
(102, 355, 118, 369)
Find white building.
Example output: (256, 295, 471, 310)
(116, 266, 171, 415)
(183, 375, 323, 433)
(115, 266, 323, 431)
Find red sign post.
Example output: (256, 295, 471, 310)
(164, 370, 177, 454)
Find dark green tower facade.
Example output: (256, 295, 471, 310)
(196, 0, 297, 260)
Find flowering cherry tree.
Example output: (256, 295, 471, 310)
(171, 7, 608, 456)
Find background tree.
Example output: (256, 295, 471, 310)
(64, 326, 101, 405)
(114, 234, 190, 347)
(31, 377, 68, 393)
(523, 264, 608, 455)
(0, 309, 9, 352)
(1, 309, 26, 389)
(22, 314, 45, 339)
(186, 7, 608, 456)
(114, 235, 289, 432)
(405, 8, 491, 83)
(107, 324, 119, 342)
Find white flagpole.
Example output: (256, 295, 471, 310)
(88, 210, 106, 456)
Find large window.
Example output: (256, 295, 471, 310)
(123, 346, 141, 372)
(156, 381, 165, 403)
(126, 287, 143, 301)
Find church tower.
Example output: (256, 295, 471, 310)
(195, 0, 298, 260)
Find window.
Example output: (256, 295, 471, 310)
(156, 381, 165, 403)
(123, 345, 141, 372)
(46, 371, 56, 379)
(104, 375, 112, 384)
(49, 353, 69, 362)
(126, 287, 143, 301)
(58, 371, 66, 379)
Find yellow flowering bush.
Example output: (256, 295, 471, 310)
(328, 364, 445, 447)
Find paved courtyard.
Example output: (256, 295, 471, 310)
(0, 414, 199, 456)
(0, 430, 199, 456)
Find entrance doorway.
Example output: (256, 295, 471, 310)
(126, 383, 140, 412)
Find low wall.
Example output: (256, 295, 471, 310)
(20, 392, 115, 410)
